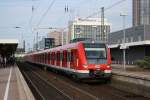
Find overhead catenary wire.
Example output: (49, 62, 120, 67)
(53, 0, 88, 28)
(36, 0, 55, 28)
(61, 0, 126, 30)
(29, 0, 41, 27)
(86, 0, 127, 18)
(33, 0, 127, 33)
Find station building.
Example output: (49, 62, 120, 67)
(108, 25, 150, 65)
(68, 17, 111, 42)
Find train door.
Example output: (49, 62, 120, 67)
(62, 50, 67, 67)
(38, 54, 39, 63)
(51, 52, 54, 65)
(39, 54, 41, 63)
(40, 54, 42, 63)
(41, 54, 42, 63)
(56, 51, 60, 66)
(60, 51, 63, 67)
(70, 49, 78, 70)
(44, 53, 46, 64)
(41, 54, 43, 63)
(54, 52, 57, 66)
(48, 52, 50, 64)
(44, 53, 47, 64)
(49, 52, 52, 65)
(34, 54, 36, 63)
(43, 53, 45, 64)
(39, 54, 40, 63)
(46, 53, 48, 64)
(67, 50, 71, 69)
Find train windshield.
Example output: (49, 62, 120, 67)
(84, 43, 107, 64)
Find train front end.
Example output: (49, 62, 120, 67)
(79, 42, 112, 80)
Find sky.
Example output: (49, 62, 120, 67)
(0, 0, 132, 50)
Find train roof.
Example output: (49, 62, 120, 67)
(27, 41, 82, 55)
(26, 41, 107, 56)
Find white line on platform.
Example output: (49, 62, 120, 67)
(3, 67, 12, 100)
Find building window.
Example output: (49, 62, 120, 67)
(138, 36, 142, 41)
(126, 38, 128, 43)
(130, 37, 133, 42)
(118, 40, 120, 44)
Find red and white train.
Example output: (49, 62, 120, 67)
(24, 41, 112, 81)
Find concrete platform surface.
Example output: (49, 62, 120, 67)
(111, 64, 150, 80)
(0, 66, 35, 100)
(111, 64, 150, 98)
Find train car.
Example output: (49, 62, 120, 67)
(24, 41, 112, 81)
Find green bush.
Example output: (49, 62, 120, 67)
(135, 57, 150, 69)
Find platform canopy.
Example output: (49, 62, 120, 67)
(0, 39, 18, 57)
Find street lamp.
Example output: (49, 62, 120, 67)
(120, 13, 127, 70)
(14, 26, 26, 52)
(15, 26, 21, 29)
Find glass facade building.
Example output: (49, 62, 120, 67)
(133, 0, 150, 26)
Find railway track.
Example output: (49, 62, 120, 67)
(17, 62, 149, 100)
(18, 63, 72, 100)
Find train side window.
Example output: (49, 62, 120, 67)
(40, 54, 42, 63)
(52, 52, 54, 60)
(45, 53, 46, 63)
(63, 51, 67, 61)
(41, 54, 42, 62)
(51, 52, 52, 60)
(49, 52, 51, 60)
(57, 52, 60, 61)
(55, 52, 57, 61)
(60, 52, 63, 61)
(56, 52, 58, 61)
(39, 54, 41, 63)
(39, 54, 40, 62)
(41, 54, 42, 63)
(67, 51, 71, 61)
(71, 51, 74, 62)
(51, 52, 53, 60)
(46, 53, 47, 63)
(63, 52, 64, 61)
(46, 53, 47, 61)
(47, 52, 50, 61)
(44, 53, 45, 63)
(51, 52, 54, 61)
(43, 54, 44, 63)
(53, 52, 55, 61)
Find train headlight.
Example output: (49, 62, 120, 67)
(83, 64, 88, 68)
(107, 66, 110, 68)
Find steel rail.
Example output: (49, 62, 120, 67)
(30, 70, 73, 100)
(22, 71, 46, 100)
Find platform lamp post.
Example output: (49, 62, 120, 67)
(120, 13, 127, 71)
(15, 26, 26, 52)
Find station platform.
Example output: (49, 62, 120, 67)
(111, 64, 150, 98)
(0, 65, 35, 100)
(111, 64, 150, 80)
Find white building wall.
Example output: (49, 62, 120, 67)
(68, 17, 111, 42)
